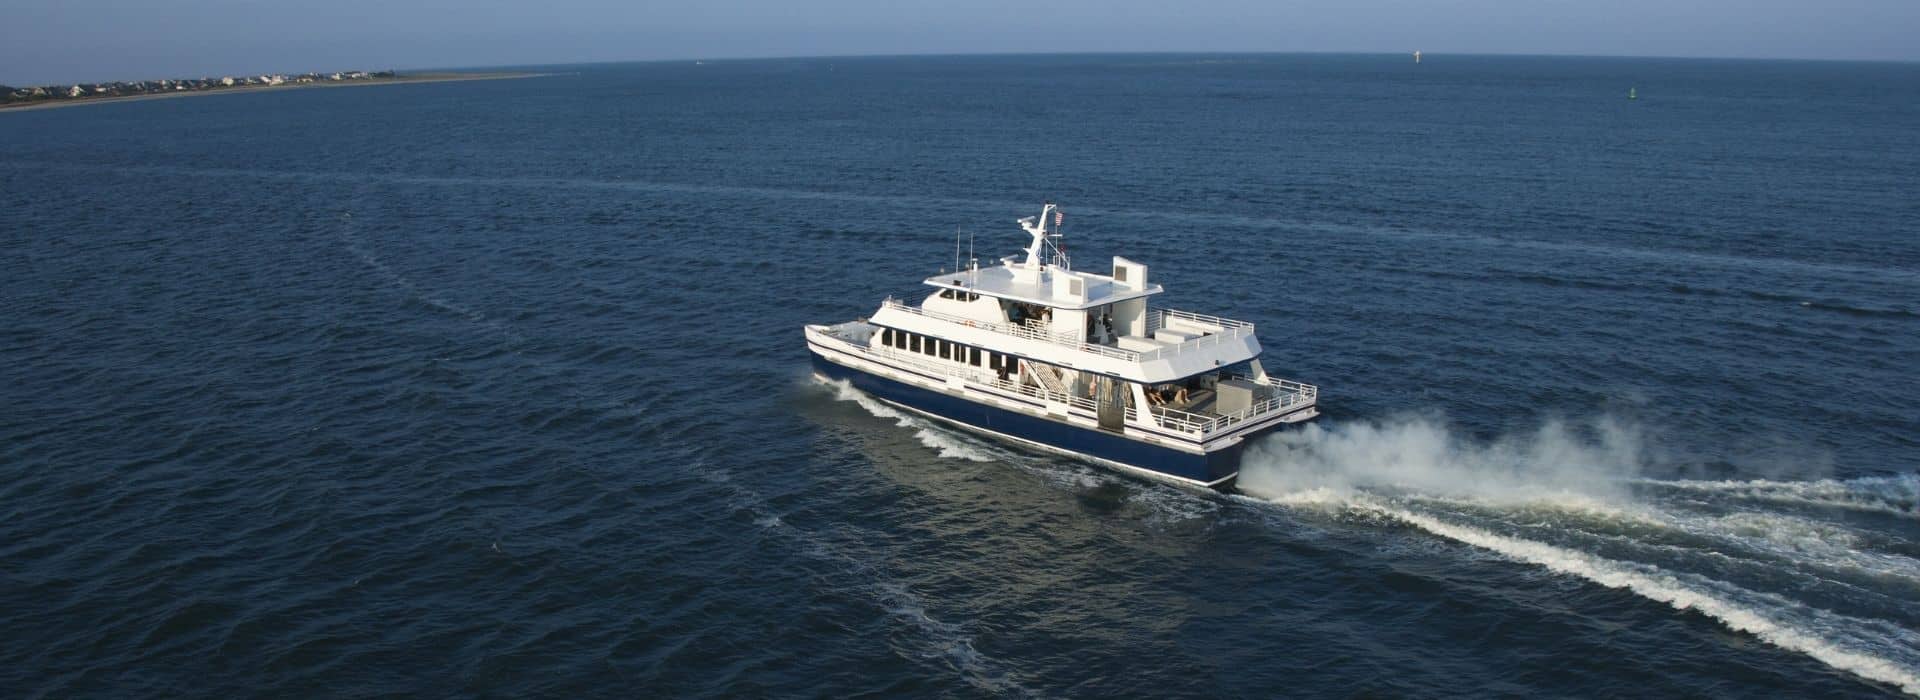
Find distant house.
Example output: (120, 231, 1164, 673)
(68, 85, 85, 97)
(221, 76, 235, 86)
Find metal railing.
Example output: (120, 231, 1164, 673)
(986, 376, 1097, 413)
(1145, 374, 1319, 437)
(830, 329, 1316, 439)
(881, 297, 1142, 361)
(881, 297, 1262, 364)
(1130, 307, 1260, 362)
(1147, 307, 1255, 333)
(856, 341, 1099, 412)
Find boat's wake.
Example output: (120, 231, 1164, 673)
(1237, 416, 1920, 696)
(815, 377, 1919, 693)
(822, 378, 1000, 463)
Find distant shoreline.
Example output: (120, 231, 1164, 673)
(0, 72, 548, 113)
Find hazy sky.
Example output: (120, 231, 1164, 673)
(4, 0, 1917, 84)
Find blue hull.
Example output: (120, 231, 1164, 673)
(812, 352, 1276, 490)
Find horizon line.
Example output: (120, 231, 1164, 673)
(9, 48, 1916, 87)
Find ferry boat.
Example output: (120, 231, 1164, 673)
(805, 203, 1319, 491)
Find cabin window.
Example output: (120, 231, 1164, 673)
(895, 331, 906, 349)
(909, 334, 921, 353)
(923, 337, 937, 356)
(970, 347, 982, 366)
(938, 341, 951, 360)
(881, 329, 893, 347)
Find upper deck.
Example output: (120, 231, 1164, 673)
(865, 201, 1267, 383)
(923, 266, 1161, 311)
(872, 295, 1263, 384)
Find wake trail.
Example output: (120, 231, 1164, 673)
(1638, 475, 1920, 520)
(703, 460, 1038, 698)
(334, 208, 524, 345)
(819, 377, 998, 463)
(1238, 414, 1920, 696)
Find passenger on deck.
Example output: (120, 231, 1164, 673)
(1146, 385, 1187, 408)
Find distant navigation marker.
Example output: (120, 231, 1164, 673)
(1629, 86, 1637, 100)
(1414, 50, 1422, 64)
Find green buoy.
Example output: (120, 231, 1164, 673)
(1629, 87, 1638, 100)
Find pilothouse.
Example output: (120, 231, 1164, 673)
(805, 202, 1319, 490)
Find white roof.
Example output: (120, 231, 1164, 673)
(924, 265, 1161, 310)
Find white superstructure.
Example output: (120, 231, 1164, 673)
(805, 202, 1320, 489)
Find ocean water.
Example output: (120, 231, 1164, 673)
(2, 54, 1917, 697)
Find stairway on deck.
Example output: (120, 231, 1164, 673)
(1022, 361, 1069, 395)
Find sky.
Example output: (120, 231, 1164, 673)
(3, 0, 1918, 85)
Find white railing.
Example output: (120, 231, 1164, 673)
(1147, 307, 1255, 333)
(881, 297, 1142, 361)
(855, 340, 1099, 412)
(987, 376, 1097, 413)
(824, 321, 1316, 439)
(1146, 374, 1318, 438)
(882, 298, 1266, 364)
(1135, 308, 1258, 362)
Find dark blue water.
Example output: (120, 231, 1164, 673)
(3, 54, 1918, 697)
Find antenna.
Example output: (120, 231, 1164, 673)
(1043, 202, 1070, 271)
(953, 225, 963, 279)
(968, 231, 977, 287)
(1056, 206, 1067, 271)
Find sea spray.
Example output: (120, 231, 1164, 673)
(1367, 498, 1920, 696)
(1238, 415, 1920, 696)
(1239, 413, 1649, 504)
(1643, 475, 1920, 520)
(822, 377, 996, 463)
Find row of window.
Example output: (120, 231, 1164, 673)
(879, 327, 1018, 373)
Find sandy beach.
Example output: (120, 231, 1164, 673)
(0, 72, 548, 113)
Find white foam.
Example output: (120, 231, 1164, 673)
(1360, 499, 1920, 696)
(821, 378, 995, 462)
(1239, 413, 1649, 506)
(1645, 475, 1920, 520)
(1238, 415, 1920, 695)
(1656, 509, 1920, 585)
